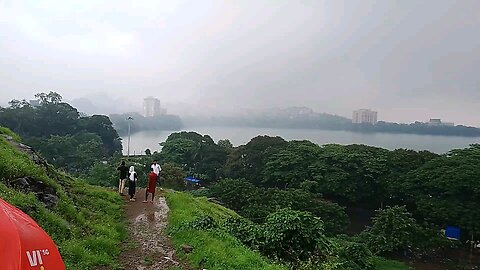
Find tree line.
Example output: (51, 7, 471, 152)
(0, 92, 122, 172)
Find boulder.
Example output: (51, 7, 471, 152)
(10, 176, 58, 209)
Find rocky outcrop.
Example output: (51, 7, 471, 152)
(2, 135, 58, 209)
(11, 176, 58, 209)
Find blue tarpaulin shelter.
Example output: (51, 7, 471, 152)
(184, 177, 201, 183)
(445, 226, 461, 240)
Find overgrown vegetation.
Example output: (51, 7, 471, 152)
(0, 128, 125, 269)
(149, 132, 480, 268)
(166, 191, 286, 270)
(167, 191, 411, 270)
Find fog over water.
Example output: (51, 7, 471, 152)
(122, 127, 480, 155)
(1, 1, 480, 126)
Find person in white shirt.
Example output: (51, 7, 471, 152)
(128, 166, 137, 201)
(151, 160, 162, 176)
(151, 160, 162, 190)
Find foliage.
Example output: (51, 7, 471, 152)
(223, 136, 287, 184)
(84, 162, 117, 187)
(156, 132, 228, 182)
(361, 206, 422, 255)
(218, 139, 234, 150)
(0, 126, 21, 142)
(209, 179, 350, 234)
(0, 134, 125, 270)
(370, 257, 411, 270)
(260, 209, 328, 261)
(329, 238, 374, 270)
(26, 133, 105, 173)
(0, 92, 122, 173)
(389, 144, 480, 236)
(165, 191, 286, 270)
(161, 162, 187, 189)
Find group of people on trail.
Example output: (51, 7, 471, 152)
(117, 160, 162, 202)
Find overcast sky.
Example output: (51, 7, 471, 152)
(0, 0, 479, 125)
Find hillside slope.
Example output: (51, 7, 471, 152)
(0, 128, 125, 269)
(166, 191, 287, 270)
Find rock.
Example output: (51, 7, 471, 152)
(181, 244, 193, 253)
(10, 176, 58, 209)
(37, 193, 58, 208)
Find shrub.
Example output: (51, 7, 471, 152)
(260, 209, 328, 261)
(361, 206, 421, 255)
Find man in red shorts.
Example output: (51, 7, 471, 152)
(143, 168, 158, 203)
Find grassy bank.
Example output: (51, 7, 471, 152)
(373, 257, 412, 270)
(0, 129, 125, 269)
(165, 191, 287, 270)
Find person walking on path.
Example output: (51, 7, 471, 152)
(117, 161, 129, 195)
(143, 167, 158, 203)
(128, 166, 137, 202)
(151, 160, 162, 189)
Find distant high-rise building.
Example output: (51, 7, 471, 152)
(29, 99, 40, 107)
(143, 97, 161, 117)
(428, 119, 454, 126)
(352, 109, 378, 124)
(428, 119, 442, 126)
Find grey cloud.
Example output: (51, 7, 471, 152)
(0, 0, 479, 126)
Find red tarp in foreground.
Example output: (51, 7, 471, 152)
(0, 198, 66, 270)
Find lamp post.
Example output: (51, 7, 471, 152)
(127, 116, 133, 157)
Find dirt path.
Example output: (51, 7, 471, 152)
(119, 188, 192, 270)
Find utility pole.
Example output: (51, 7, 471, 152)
(127, 116, 133, 157)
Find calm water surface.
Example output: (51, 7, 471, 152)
(121, 126, 480, 155)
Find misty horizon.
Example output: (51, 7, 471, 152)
(1, 1, 479, 126)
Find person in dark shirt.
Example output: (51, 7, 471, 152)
(117, 161, 129, 195)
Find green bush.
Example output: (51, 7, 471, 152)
(361, 206, 421, 255)
(260, 209, 328, 261)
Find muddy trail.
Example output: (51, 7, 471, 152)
(118, 188, 192, 270)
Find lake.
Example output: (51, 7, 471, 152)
(121, 126, 480, 155)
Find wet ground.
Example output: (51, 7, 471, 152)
(119, 188, 191, 270)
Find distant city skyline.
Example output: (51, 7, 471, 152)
(0, 92, 475, 127)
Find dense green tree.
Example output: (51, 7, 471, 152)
(156, 132, 228, 182)
(390, 144, 480, 235)
(361, 206, 422, 255)
(217, 139, 234, 150)
(209, 179, 350, 234)
(79, 115, 122, 155)
(260, 209, 328, 261)
(223, 136, 287, 184)
(262, 140, 321, 188)
(161, 163, 187, 189)
(0, 92, 122, 173)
